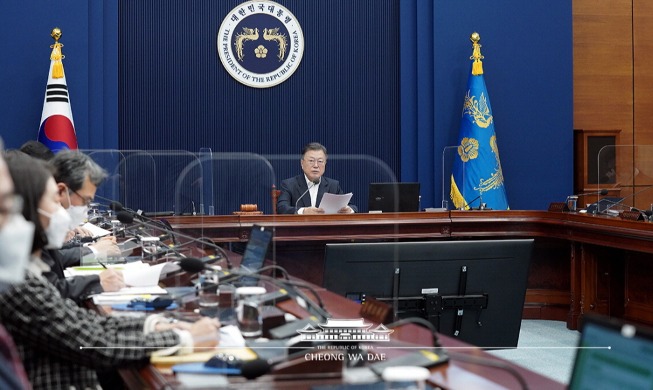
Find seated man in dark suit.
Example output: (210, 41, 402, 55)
(277, 142, 357, 214)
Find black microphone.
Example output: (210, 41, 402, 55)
(116, 210, 136, 224)
(178, 257, 223, 273)
(459, 194, 482, 210)
(574, 188, 609, 197)
(294, 178, 320, 214)
(240, 337, 327, 379)
(107, 202, 232, 267)
(78, 233, 112, 243)
(177, 259, 329, 320)
(115, 211, 170, 241)
(109, 200, 172, 230)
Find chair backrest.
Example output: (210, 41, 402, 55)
(271, 185, 281, 214)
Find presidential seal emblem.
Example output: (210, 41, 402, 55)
(217, 1, 304, 88)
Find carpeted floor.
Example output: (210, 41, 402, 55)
(488, 320, 580, 385)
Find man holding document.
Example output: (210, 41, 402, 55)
(277, 142, 357, 214)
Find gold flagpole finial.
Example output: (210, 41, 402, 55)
(50, 27, 65, 79)
(470, 32, 484, 75)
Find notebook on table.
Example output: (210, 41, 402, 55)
(568, 314, 653, 389)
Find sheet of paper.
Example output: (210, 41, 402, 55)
(81, 222, 111, 238)
(123, 262, 167, 287)
(99, 285, 168, 296)
(318, 192, 353, 214)
(65, 261, 147, 277)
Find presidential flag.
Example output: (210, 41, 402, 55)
(37, 28, 78, 152)
(450, 33, 509, 210)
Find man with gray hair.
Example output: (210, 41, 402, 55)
(44, 150, 125, 301)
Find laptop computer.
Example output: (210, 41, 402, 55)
(568, 314, 653, 389)
(585, 197, 624, 214)
(368, 182, 420, 213)
(237, 225, 273, 286)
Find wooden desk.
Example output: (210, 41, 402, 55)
(129, 277, 563, 390)
(166, 211, 653, 330)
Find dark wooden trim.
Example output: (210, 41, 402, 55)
(166, 211, 653, 330)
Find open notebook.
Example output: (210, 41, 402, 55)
(568, 314, 653, 389)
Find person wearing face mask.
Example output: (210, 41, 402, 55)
(0, 150, 221, 390)
(0, 141, 32, 390)
(4, 151, 124, 303)
(50, 150, 121, 267)
(277, 142, 358, 214)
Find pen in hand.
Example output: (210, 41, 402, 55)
(98, 261, 108, 269)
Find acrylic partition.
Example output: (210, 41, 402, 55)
(596, 145, 653, 213)
(82, 149, 399, 216)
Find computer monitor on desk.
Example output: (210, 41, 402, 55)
(368, 182, 420, 213)
(323, 239, 534, 348)
(569, 314, 653, 389)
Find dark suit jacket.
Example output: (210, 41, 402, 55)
(277, 174, 358, 214)
(41, 249, 103, 304)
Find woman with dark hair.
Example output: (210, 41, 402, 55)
(0, 152, 221, 390)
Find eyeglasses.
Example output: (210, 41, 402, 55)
(70, 189, 94, 207)
(304, 159, 326, 167)
(0, 194, 23, 217)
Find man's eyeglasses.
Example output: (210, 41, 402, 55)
(70, 189, 94, 207)
(304, 159, 326, 167)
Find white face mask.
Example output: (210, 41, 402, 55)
(65, 190, 88, 228)
(39, 206, 73, 249)
(0, 213, 35, 287)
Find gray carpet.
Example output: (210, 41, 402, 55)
(488, 320, 580, 385)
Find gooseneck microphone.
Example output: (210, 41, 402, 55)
(177, 258, 329, 320)
(601, 184, 653, 215)
(459, 193, 483, 210)
(239, 339, 322, 379)
(178, 257, 290, 281)
(574, 188, 609, 197)
(294, 178, 320, 214)
(102, 199, 233, 268)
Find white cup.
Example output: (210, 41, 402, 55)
(235, 286, 266, 338)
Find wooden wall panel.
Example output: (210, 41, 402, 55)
(633, 1, 653, 187)
(573, 1, 633, 136)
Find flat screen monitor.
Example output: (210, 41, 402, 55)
(323, 239, 534, 348)
(569, 314, 653, 389)
(368, 182, 420, 213)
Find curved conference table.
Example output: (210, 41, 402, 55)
(165, 210, 653, 330)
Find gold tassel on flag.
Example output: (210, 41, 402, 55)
(470, 32, 484, 76)
(50, 28, 64, 79)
